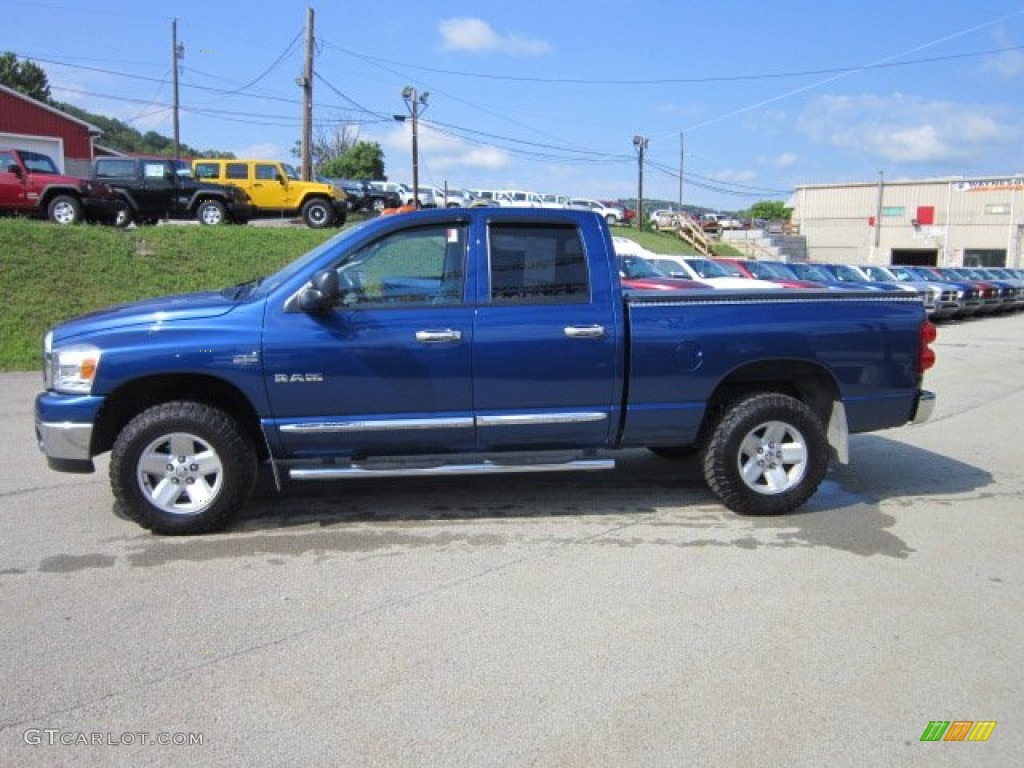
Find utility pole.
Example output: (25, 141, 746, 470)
(872, 170, 884, 261)
(171, 19, 183, 163)
(678, 131, 685, 212)
(633, 135, 648, 230)
(399, 87, 429, 207)
(299, 7, 314, 181)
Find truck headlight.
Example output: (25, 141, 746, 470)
(48, 343, 102, 394)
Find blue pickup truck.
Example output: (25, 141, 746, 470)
(35, 208, 936, 534)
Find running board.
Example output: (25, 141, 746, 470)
(288, 457, 615, 480)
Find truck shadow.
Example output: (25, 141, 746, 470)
(235, 434, 991, 531)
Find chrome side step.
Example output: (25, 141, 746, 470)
(289, 457, 615, 480)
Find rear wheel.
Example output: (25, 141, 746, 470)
(110, 401, 257, 535)
(701, 393, 828, 516)
(48, 195, 83, 225)
(196, 199, 227, 225)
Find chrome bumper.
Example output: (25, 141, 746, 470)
(911, 390, 936, 425)
(36, 420, 95, 472)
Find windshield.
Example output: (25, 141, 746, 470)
(619, 255, 668, 279)
(790, 264, 834, 282)
(829, 264, 863, 282)
(20, 150, 60, 174)
(866, 266, 898, 281)
(244, 220, 375, 297)
(280, 163, 301, 181)
(685, 258, 730, 278)
(886, 266, 920, 281)
(749, 262, 794, 280)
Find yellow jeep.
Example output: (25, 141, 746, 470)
(192, 159, 347, 228)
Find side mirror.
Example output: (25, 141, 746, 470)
(8, 164, 23, 177)
(297, 269, 340, 312)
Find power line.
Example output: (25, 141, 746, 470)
(323, 42, 1024, 86)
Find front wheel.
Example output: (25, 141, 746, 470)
(701, 393, 828, 516)
(301, 198, 335, 228)
(110, 402, 257, 535)
(48, 195, 83, 225)
(196, 199, 227, 225)
(113, 205, 133, 228)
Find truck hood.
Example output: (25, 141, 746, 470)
(52, 290, 244, 342)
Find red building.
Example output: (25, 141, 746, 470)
(0, 83, 102, 176)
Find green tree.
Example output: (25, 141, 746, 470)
(747, 200, 791, 221)
(320, 141, 386, 180)
(0, 52, 51, 101)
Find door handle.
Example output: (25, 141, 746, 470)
(415, 329, 463, 344)
(564, 325, 605, 339)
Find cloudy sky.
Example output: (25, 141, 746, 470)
(4, 0, 1023, 209)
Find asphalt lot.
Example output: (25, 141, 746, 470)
(1, 312, 1022, 767)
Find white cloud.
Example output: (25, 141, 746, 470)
(713, 168, 758, 184)
(796, 93, 1019, 165)
(377, 123, 510, 181)
(772, 152, 798, 169)
(233, 142, 282, 159)
(438, 18, 551, 56)
(982, 29, 1024, 78)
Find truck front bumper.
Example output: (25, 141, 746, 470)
(35, 392, 102, 473)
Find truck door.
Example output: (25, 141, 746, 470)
(250, 162, 289, 210)
(139, 160, 177, 214)
(262, 220, 475, 457)
(473, 220, 620, 449)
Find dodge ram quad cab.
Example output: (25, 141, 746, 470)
(35, 208, 936, 535)
(1, 148, 125, 225)
(92, 157, 254, 226)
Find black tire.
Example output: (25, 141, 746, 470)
(47, 194, 83, 225)
(372, 198, 386, 213)
(301, 198, 335, 228)
(701, 393, 828, 516)
(110, 401, 257, 535)
(113, 206, 133, 228)
(196, 199, 227, 225)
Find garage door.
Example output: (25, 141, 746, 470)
(0, 133, 64, 171)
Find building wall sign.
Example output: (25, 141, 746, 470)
(954, 178, 1024, 192)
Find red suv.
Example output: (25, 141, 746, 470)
(0, 148, 125, 225)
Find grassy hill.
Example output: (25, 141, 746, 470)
(0, 218, 722, 370)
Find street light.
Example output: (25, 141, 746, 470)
(397, 86, 429, 207)
(633, 135, 648, 229)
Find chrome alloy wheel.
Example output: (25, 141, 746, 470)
(736, 420, 809, 495)
(136, 431, 224, 515)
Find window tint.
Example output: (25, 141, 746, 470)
(95, 159, 136, 179)
(333, 223, 467, 307)
(194, 162, 218, 179)
(255, 164, 278, 181)
(488, 223, 589, 304)
(226, 163, 248, 180)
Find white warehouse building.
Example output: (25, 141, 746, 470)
(790, 174, 1024, 268)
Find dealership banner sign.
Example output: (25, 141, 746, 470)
(954, 178, 1024, 192)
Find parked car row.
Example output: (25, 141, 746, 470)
(610, 237, 1024, 322)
